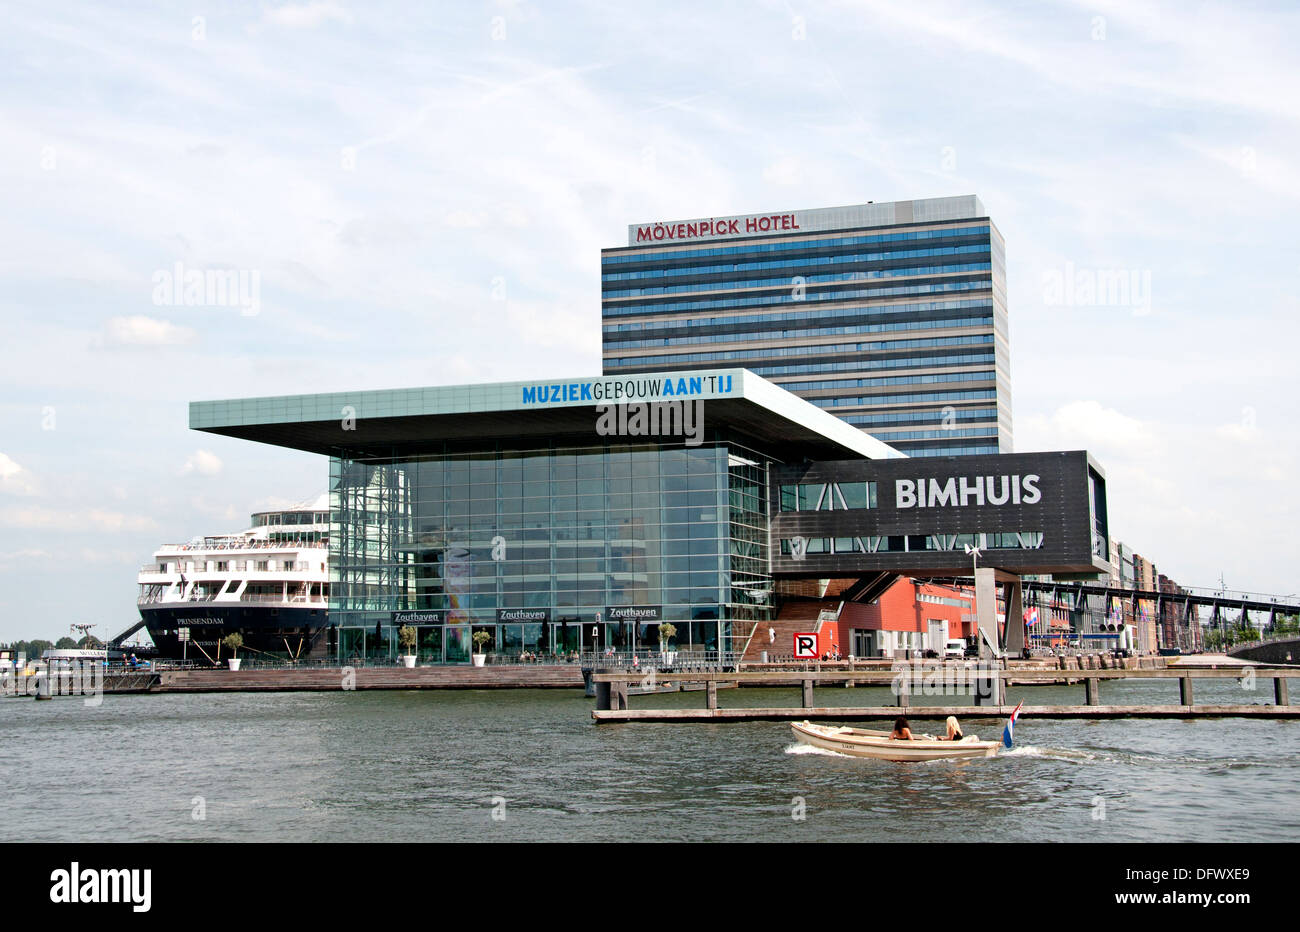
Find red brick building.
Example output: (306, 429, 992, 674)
(828, 578, 978, 659)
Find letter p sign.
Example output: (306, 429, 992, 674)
(794, 633, 819, 659)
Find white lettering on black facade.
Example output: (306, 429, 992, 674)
(895, 475, 1041, 509)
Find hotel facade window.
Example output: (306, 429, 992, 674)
(602, 197, 1012, 457)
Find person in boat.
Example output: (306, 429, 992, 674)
(943, 716, 964, 741)
(889, 716, 914, 740)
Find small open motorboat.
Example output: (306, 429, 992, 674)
(791, 720, 1000, 762)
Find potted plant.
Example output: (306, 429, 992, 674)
(471, 629, 492, 667)
(657, 623, 677, 665)
(397, 625, 418, 668)
(221, 632, 244, 671)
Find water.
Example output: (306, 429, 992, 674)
(6, 681, 1298, 842)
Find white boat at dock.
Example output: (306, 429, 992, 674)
(791, 720, 1000, 762)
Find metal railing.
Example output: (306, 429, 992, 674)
(580, 649, 742, 671)
(237, 593, 328, 604)
(159, 538, 328, 553)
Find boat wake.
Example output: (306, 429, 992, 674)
(999, 745, 1080, 761)
(784, 742, 851, 758)
(1000, 745, 1262, 768)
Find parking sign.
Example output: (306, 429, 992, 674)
(793, 632, 819, 659)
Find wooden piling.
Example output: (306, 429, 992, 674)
(801, 678, 814, 709)
(1276, 676, 1290, 706)
(706, 680, 718, 710)
(1085, 677, 1100, 706)
(1180, 675, 1194, 706)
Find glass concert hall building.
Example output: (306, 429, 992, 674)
(602, 196, 1012, 457)
(189, 369, 903, 663)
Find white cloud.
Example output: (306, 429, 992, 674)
(103, 315, 196, 346)
(1018, 400, 1160, 461)
(0, 506, 158, 532)
(762, 156, 805, 186)
(444, 210, 489, 229)
(261, 3, 353, 29)
(0, 548, 53, 563)
(0, 453, 38, 495)
(179, 450, 223, 476)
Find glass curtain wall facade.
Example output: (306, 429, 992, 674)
(329, 439, 772, 662)
(602, 201, 1012, 457)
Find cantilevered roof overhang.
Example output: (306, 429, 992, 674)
(189, 368, 906, 462)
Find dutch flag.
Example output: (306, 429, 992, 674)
(1024, 607, 1038, 627)
(1002, 700, 1024, 748)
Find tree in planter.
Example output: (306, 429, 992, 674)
(472, 630, 493, 656)
(657, 623, 677, 651)
(221, 632, 243, 658)
(397, 625, 418, 656)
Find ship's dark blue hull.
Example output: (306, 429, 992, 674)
(140, 604, 330, 662)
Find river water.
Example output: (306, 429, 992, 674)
(7, 680, 1297, 842)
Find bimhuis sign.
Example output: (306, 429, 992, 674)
(769, 451, 1106, 576)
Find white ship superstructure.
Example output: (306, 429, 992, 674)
(135, 495, 331, 661)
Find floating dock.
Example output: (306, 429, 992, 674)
(3, 665, 585, 696)
(589, 666, 1297, 723)
(155, 666, 584, 691)
(593, 704, 1300, 723)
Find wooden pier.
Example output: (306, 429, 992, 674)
(5, 665, 585, 696)
(590, 666, 1298, 723)
(154, 665, 584, 692)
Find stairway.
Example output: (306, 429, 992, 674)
(741, 601, 840, 663)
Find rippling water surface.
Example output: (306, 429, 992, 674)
(7, 682, 1298, 842)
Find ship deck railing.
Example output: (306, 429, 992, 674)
(152, 537, 328, 555)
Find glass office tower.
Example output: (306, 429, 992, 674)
(602, 196, 1012, 456)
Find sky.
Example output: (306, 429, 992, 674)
(2, 0, 1297, 643)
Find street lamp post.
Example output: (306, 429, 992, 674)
(964, 544, 984, 653)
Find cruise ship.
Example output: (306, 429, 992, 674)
(135, 496, 331, 662)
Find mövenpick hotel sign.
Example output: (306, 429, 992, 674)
(624, 200, 982, 246)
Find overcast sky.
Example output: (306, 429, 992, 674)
(2, 0, 1297, 643)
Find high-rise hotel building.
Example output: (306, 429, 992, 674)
(601, 196, 1011, 456)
